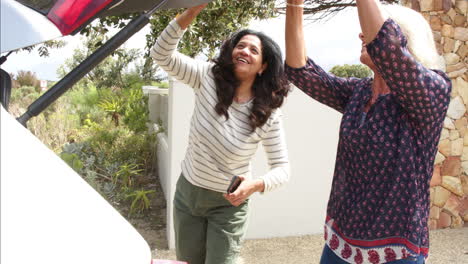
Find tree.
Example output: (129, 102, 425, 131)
(18, 0, 276, 62)
(20, 40, 67, 57)
(84, 0, 277, 59)
(72, 0, 277, 83)
(57, 29, 141, 89)
(329, 64, 372, 78)
(276, 0, 399, 20)
(14, 70, 41, 91)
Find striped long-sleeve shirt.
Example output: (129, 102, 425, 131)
(151, 19, 290, 193)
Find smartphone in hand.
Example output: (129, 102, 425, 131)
(227, 176, 241, 194)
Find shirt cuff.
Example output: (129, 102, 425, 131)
(169, 18, 187, 36)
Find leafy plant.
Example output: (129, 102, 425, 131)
(126, 189, 155, 216)
(57, 31, 140, 89)
(114, 163, 144, 188)
(152, 81, 169, 89)
(20, 39, 66, 57)
(9, 87, 80, 151)
(276, 0, 399, 21)
(98, 96, 124, 126)
(14, 37, 158, 220)
(10, 85, 40, 107)
(329, 64, 372, 78)
(67, 84, 104, 124)
(60, 152, 84, 172)
(84, 170, 102, 193)
(82, 0, 277, 65)
(14, 70, 41, 91)
(122, 87, 149, 133)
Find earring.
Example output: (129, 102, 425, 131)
(258, 72, 262, 77)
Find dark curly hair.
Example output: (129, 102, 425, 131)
(212, 29, 290, 130)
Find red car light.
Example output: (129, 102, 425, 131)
(47, 0, 113, 35)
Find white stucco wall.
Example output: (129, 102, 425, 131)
(246, 87, 340, 238)
(152, 80, 342, 248)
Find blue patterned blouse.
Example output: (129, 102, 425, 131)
(285, 19, 451, 264)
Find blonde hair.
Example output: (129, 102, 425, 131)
(383, 4, 445, 71)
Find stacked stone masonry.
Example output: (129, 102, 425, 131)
(401, 0, 468, 230)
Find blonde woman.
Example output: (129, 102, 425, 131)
(285, 0, 451, 263)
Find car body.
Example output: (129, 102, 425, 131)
(0, 1, 212, 263)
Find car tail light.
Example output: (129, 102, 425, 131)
(47, 0, 113, 35)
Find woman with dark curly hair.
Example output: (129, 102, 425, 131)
(151, 4, 290, 264)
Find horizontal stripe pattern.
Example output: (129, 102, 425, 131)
(151, 19, 290, 193)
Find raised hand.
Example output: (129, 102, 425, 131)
(285, 0, 307, 68)
(356, 0, 387, 43)
(176, 3, 209, 30)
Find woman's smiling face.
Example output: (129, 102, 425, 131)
(232, 34, 266, 81)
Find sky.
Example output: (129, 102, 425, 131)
(1, 8, 362, 81)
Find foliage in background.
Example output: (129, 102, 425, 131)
(9, 83, 81, 152)
(9, 0, 283, 217)
(10, 85, 40, 106)
(57, 83, 157, 216)
(126, 189, 156, 216)
(121, 85, 150, 133)
(83, 0, 277, 72)
(14, 70, 41, 91)
(21, 1, 279, 83)
(19, 39, 67, 57)
(57, 29, 144, 88)
(276, 0, 399, 20)
(329, 64, 372, 78)
(21, 1, 403, 61)
(10, 40, 160, 216)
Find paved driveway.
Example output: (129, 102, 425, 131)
(154, 228, 468, 264)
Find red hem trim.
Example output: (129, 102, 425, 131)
(325, 215, 429, 256)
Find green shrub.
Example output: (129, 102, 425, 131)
(67, 84, 106, 125)
(12, 70, 157, 216)
(126, 189, 155, 216)
(14, 70, 40, 91)
(98, 95, 124, 126)
(122, 87, 149, 133)
(151, 81, 169, 88)
(114, 163, 144, 188)
(329, 64, 372, 78)
(9, 86, 80, 152)
(60, 152, 84, 172)
(59, 111, 156, 213)
(10, 86, 40, 108)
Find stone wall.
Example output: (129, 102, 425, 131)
(401, 0, 467, 229)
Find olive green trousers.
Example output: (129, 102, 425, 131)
(173, 175, 249, 264)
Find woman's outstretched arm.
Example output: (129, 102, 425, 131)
(150, 4, 209, 89)
(285, 0, 307, 68)
(176, 4, 207, 29)
(356, 0, 387, 43)
(284, 0, 358, 113)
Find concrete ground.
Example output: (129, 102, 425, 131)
(153, 227, 468, 263)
